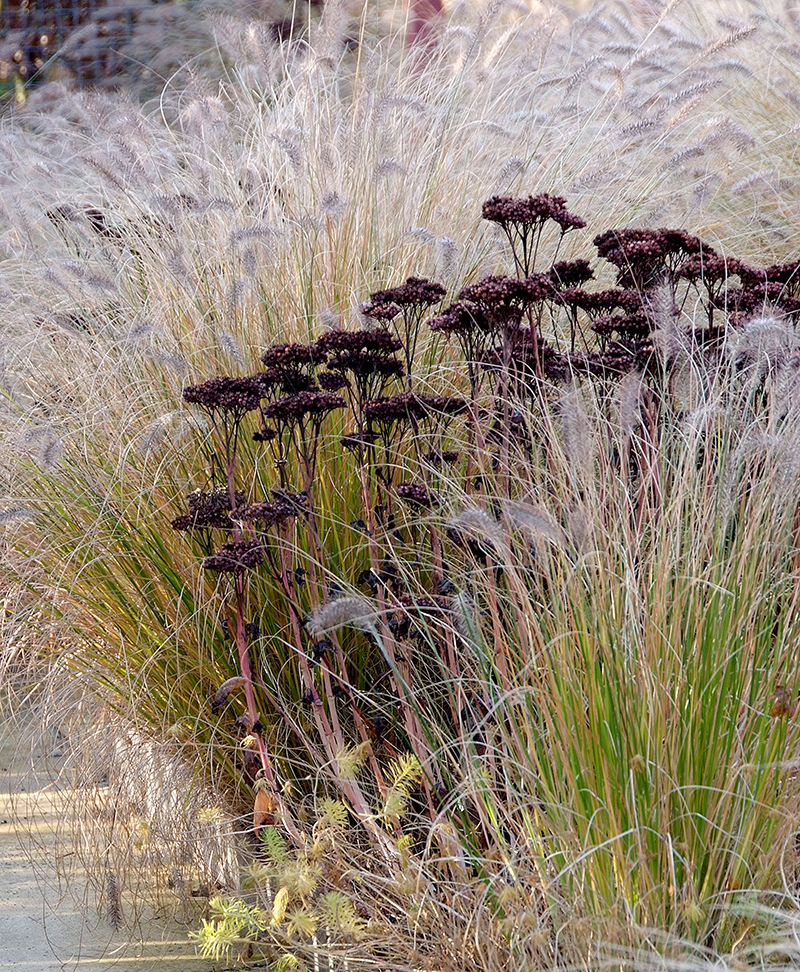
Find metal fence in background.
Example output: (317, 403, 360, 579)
(1, 0, 99, 35)
(0, 0, 137, 88)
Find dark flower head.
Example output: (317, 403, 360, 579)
(364, 391, 467, 426)
(364, 393, 422, 425)
(261, 343, 325, 370)
(326, 353, 404, 381)
(365, 277, 447, 314)
(235, 490, 305, 527)
(261, 390, 346, 422)
(340, 430, 379, 450)
(578, 337, 655, 377)
(482, 194, 586, 232)
(202, 539, 265, 573)
(270, 489, 310, 515)
(258, 343, 326, 396)
(540, 346, 572, 383)
(763, 259, 800, 290)
(458, 274, 551, 310)
(593, 227, 705, 290)
(429, 301, 492, 335)
(590, 312, 650, 337)
(396, 481, 441, 508)
(778, 296, 800, 315)
(182, 375, 264, 414)
(712, 281, 795, 316)
(318, 371, 350, 391)
(424, 449, 460, 466)
(316, 328, 403, 356)
(558, 288, 643, 317)
(420, 394, 469, 417)
(171, 487, 244, 531)
(728, 261, 763, 288)
(361, 300, 400, 321)
(190, 487, 244, 513)
(677, 251, 730, 284)
(550, 259, 595, 290)
(253, 426, 278, 442)
(259, 368, 318, 395)
(315, 328, 405, 384)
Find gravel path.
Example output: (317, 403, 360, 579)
(0, 714, 213, 971)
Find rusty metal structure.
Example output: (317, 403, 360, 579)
(0, 0, 159, 90)
(1, 1, 97, 83)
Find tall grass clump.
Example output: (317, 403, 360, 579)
(5, 0, 800, 968)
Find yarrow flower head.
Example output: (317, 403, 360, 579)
(364, 391, 468, 426)
(482, 194, 586, 232)
(458, 274, 552, 313)
(550, 259, 595, 290)
(558, 288, 643, 319)
(362, 278, 447, 387)
(593, 227, 705, 291)
(316, 328, 403, 368)
(363, 278, 446, 319)
(317, 371, 350, 392)
(429, 301, 492, 336)
(315, 328, 404, 405)
(234, 491, 305, 527)
(340, 430, 379, 450)
(424, 449, 460, 466)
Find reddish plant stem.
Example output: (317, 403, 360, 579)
(406, 0, 442, 48)
(274, 540, 397, 858)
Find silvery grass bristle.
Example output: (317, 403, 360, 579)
(557, 384, 596, 485)
(614, 370, 646, 439)
(498, 497, 567, 548)
(307, 597, 379, 639)
(728, 312, 799, 378)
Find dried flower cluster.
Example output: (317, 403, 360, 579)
(482, 194, 587, 276)
(262, 391, 346, 422)
(182, 375, 264, 415)
(202, 539, 265, 573)
(363, 277, 446, 321)
(482, 193, 586, 233)
(260, 343, 327, 397)
(171, 487, 244, 531)
(395, 481, 441, 508)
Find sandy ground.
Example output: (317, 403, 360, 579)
(0, 714, 216, 971)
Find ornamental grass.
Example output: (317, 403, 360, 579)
(4, 1, 800, 970)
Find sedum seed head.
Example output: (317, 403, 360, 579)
(182, 375, 264, 414)
(202, 539, 265, 573)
